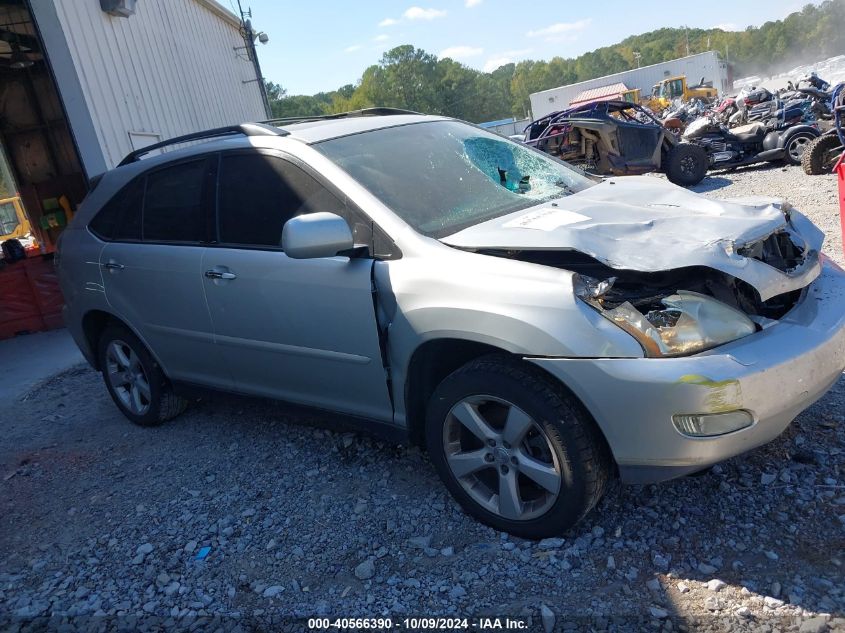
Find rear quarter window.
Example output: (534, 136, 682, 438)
(89, 179, 143, 241)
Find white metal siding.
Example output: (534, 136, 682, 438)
(529, 52, 729, 119)
(50, 0, 266, 169)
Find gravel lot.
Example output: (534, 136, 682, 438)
(1, 164, 844, 632)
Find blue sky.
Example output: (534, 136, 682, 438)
(239, 0, 816, 95)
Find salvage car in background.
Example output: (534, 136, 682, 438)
(58, 111, 845, 538)
(523, 101, 708, 186)
(683, 115, 820, 170)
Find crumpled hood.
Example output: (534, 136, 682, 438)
(442, 176, 824, 301)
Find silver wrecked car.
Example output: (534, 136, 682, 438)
(57, 110, 845, 538)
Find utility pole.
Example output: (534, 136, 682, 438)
(237, 0, 271, 118)
(685, 26, 690, 56)
(633, 51, 641, 68)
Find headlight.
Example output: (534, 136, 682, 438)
(576, 279, 756, 357)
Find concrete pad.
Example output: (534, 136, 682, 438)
(0, 329, 85, 404)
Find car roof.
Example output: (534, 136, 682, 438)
(108, 114, 450, 177)
(279, 114, 447, 143)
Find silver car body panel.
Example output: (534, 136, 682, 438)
(99, 242, 233, 390)
(529, 259, 845, 482)
(442, 176, 824, 302)
(371, 243, 647, 427)
(200, 248, 393, 421)
(58, 115, 845, 485)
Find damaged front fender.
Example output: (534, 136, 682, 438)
(442, 177, 824, 302)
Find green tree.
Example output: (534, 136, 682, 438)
(265, 0, 845, 121)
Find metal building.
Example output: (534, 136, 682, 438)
(0, 0, 268, 256)
(529, 51, 730, 120)
(478, 117, 531, 137)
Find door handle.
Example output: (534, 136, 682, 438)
(205, 269, 237, 280)
(102, 260, 124, 271)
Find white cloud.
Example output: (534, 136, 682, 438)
(344, 44, 363, 53)
(373, 34, 390, 42)
(482, 49, 532, 72)
(713, 22, 741, 31)
(465, 0, 482, 7)
(378, 7, 446, 30)
(403, 6, 447, 20)
(440, 45, 483, 60)
(526, 19, 591, 40)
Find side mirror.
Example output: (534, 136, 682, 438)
(282, 212, 354, 259)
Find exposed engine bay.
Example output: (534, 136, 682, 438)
(479, 247, 803, 317)
(477, 247, 805, 357)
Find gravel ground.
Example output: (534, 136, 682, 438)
(1, 164, 844, 632)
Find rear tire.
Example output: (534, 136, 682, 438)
(802, 133, 842, 175)
(665, 143, 708, 186)
(425, 355, 611, 538)
(98, 324, 188, 426)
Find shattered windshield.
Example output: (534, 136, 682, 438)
(315, 120, 595, 238)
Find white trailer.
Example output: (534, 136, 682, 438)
(529, 51, 729, 120)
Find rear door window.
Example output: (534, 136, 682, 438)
(143, 159, 208, 243)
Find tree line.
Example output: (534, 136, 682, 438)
(266, 1, 845, 123)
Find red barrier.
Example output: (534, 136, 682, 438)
(0, 263, 45, 339)
(24, 257, 64, 328)
(837, 151, 845, 257)
(0, 255, 64, 340)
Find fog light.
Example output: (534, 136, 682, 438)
(672, 411, 754, 437)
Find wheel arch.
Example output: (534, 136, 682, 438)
(402, 338, 614, 468)
(81, 309, 166, 374)
(778, 125, 820, 148)
(404, 338, 512, 447)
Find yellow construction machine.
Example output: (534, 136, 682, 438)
(647, 76, 718, 111)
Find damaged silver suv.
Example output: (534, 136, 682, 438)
(58, 110, 845, 538)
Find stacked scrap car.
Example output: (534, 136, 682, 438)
(524, 100, 708, 187)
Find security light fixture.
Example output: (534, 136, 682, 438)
(100, 0, 137, 18)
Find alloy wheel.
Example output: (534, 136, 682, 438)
(442, 395, 562, 521)
(788, 135, 811, 162)
(105, 340, 151, 416)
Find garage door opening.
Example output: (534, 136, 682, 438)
(0, 0, 87, 339)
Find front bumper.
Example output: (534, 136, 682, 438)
(529, 259, 845, 484)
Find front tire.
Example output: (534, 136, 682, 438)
(425, 355, 611, 538)
(98, 324, 187, 426)
(665, 142, 708, 186)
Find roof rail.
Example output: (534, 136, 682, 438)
(117, 123, 286, 166)
(261, 107, 422, 127)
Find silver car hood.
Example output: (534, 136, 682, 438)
(442, 176, 824, 301)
